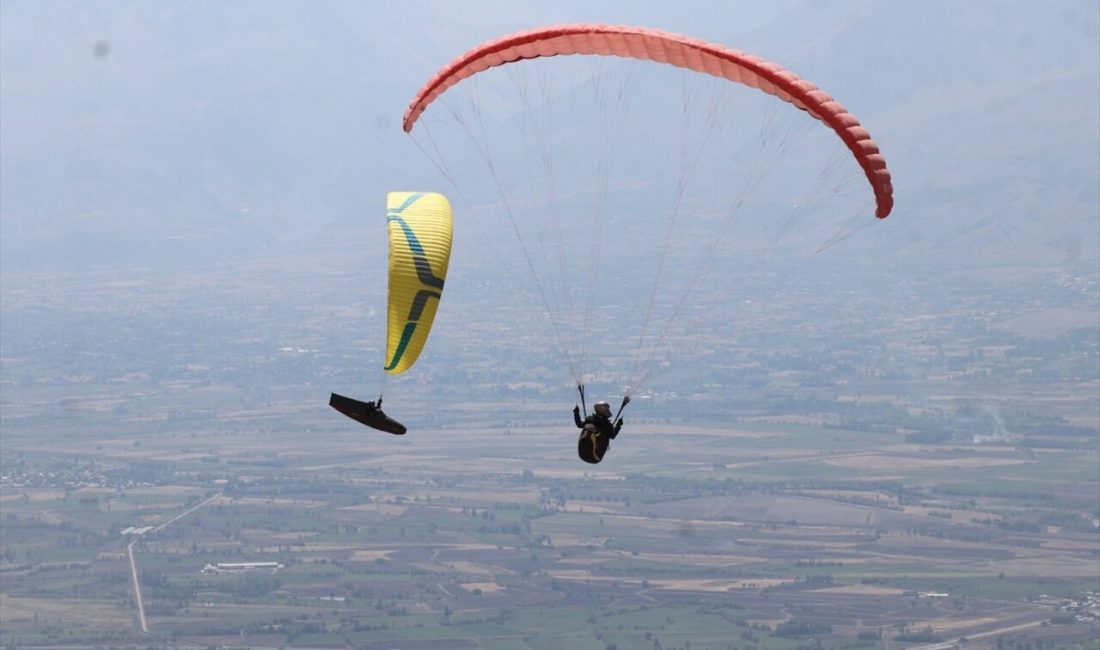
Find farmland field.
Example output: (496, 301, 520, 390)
(2, 415, 1096, 649)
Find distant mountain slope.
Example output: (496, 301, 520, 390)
(740, 1, 1099, 268)
(1, 1, 1096, 273)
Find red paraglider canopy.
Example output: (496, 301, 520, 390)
(403, 23, 893, 218)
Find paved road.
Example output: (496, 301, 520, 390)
(128, 493, 222, 633)
(152, 493, 222, 533)
(127, 540, 147, 633)
(912, 618, 1048, 650)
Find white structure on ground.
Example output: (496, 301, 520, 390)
(201, 561, 283, 574)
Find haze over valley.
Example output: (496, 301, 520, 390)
(1, 2, 1097, 648)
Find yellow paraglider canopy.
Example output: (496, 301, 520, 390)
(384, 191, 453, 375)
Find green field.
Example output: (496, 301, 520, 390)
(2, 415, 1097, 650)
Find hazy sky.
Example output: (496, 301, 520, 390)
(1, 1, 1097, 271)
(1, 0, 1097, 435)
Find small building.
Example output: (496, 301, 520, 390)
(120, 526, 154, 536)
(201, 561, 283, 574)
